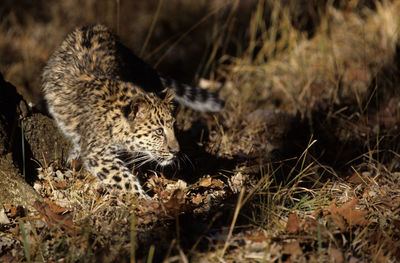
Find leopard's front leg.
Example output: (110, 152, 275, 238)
(84, 146, 150, 199)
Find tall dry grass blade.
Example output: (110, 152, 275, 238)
(19, 220, 31, 263)
(146, 245, 155, 263)
(140, 0, 164, 57)
(130, 202, 137, 263)
(220, 186, 245, 258)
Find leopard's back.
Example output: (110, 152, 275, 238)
(42, 25, 123, 137)
(42, 24, 120, 105)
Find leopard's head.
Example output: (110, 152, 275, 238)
(124, 90, 179, 166)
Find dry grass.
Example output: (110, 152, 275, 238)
(1, 0, 400, 262)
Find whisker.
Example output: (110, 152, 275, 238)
(155, 161, 160, 171)
(181, 153, 194, 170)
(125, 155, 149, 165)
(135, 157, 154, 168)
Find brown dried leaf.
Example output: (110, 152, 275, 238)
(162, 189, 188, 217)
(199, 177, 212, 187)
(337, 198, 369, 226)
(210, 179, 224, 189)
(286, 213, 301, 234)
(192, 193, 204, 205)
(44, 198, 68, 214)
(33, 200, 78, 236)
(327, 213, 347, 231)
(347, 173, 363, 184)
(325, 198, 369, 229)
(325, 200, 339, 214)
(244, 230, 268, 243)
(53, 181, 68, 189)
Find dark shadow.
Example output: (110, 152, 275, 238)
(0, 73, 38, 184)
(117, 43, 165, 94)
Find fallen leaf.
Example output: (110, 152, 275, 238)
(199, 177, 212, 187)
(53, 181, 68, 189)
(327, 212, 347, 231)
(286, 213, 301, 234)
(210, 179, 224, 189)
(44, 198, 68, 214)
(244, 230, 268, 243)
(162, 189, 188, 217)
(337, 198, 369, 226)
(347, 173, 363, 184)
(325, 198, 369, 230)
(33, 200, 78, 236)
(192, 193, 204, 205)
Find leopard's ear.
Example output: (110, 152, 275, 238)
(123, 96, 149, 121)
(133, 96, 150, 120)
(162, 89, 174, 103)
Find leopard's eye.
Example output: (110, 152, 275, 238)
(154, 128, 164, 135)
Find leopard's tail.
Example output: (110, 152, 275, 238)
(159, 76, 224, 112)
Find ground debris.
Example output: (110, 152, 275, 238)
(324, 198, 369, 230)
(33, 199, 78, 236)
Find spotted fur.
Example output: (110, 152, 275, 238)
(42, 24, 222, 198)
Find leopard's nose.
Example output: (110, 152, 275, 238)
(168, 146, 179, 155)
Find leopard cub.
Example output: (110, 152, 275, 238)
(42, 25, 223, 199)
